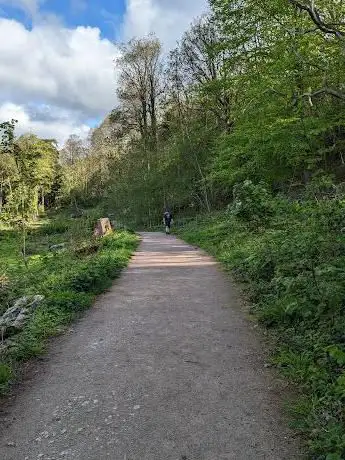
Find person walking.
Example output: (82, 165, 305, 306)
(163, 209, 173, 235)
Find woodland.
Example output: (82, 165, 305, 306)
(2, 1, 345, 457)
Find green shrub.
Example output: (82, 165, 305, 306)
(101, 231, 138, 250)
(228, 180, 273, 224)
(68, 261, 114, 294)
(177, 198, 345, 459)
(0, 364, 13, 386)
(36, 220, 69, 236)
(43, 291, 93, 313)
(1, 214, 138, 392)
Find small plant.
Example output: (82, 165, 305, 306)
(1, 212, 139, 393)
(177, 197, 345, 459)
(0, 364, 13, 386)
(228, 180, 273, 224)
(38, 220, 69, 236)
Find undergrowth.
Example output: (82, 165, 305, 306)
(176, 182, 345, 460)
(0, 209, 138, 393)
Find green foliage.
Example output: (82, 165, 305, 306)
(0, 128, 61, 221)
(43, 292, 93, 314)
(35, 219, 69, 235)
(177, 193, 345, 459)
(0, 364, 12, 386)
(8, 293, 94, 363)
(2, 0, 345, 455)
(0, 211, 138, 392)
(67, 0, 345, 227)
(229, 180, 273, 224)
(67, 254, 123, 294)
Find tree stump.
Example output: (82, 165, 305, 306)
(93, 218, 113, 237)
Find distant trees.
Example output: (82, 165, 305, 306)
(10, 0, 344, 227)
(0, 121, 61, 220)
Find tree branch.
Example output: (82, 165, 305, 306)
(302, 87, 345, 101)
(288, 0, 345, 38)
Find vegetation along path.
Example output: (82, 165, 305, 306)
(1, 233, 301, 460)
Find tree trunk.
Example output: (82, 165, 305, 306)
(149, 75, 158, 151)
(41, 187, 45, 213)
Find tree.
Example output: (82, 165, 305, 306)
(171, 16, 232, 130)
(0, 120, 17, 214)
(209, 0, 345, 190)
(60, 134, 86, 166)
(14, 134, 60, 216)
(0, 122, 60, 219)
(63, 1, 345, 223)
(115, 35, 164, 152)
(288, 0, 345, 38)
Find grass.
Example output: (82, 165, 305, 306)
(0, 209, 138, 393)
(175, 198, 345, 460)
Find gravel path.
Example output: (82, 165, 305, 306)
(0, 232, 302, 460)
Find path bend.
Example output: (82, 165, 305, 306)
(0, 232, 301, 460)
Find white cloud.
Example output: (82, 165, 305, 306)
(123, 0, 208, 48)
(0, 17, 121, 144)
(0, 102, 90, 146)
(0, 1, 207, 143)
(0, 18, 120, 117)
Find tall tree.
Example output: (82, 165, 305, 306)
(115, 36, 164, 152)
(171, 16, 232, 130)
(60, 134, 87, 166)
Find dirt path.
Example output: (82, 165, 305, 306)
(1, 233, 301, 460)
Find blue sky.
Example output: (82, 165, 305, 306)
(42, 0, 126, 39)
(0, 0, 126, 38)
(0, 0, 207, 144)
